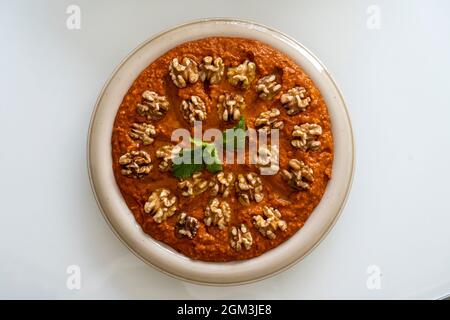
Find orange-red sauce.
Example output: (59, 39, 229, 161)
(111, 37, 333, 261)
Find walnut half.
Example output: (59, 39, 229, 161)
(119, 151, 152, 178)
(209, 172, 235, 198)
(136, 91, 169, 121)
(230, 224, 253, 251)
(253, 206, 287, 240)
(129, 122, 156, 146)
(227, 60, 256, 89)
(199, 56, 224, 85)
(177, 172, 209, 197)
(235, 173, 264, 205)
(169, 57, 199, 88)
(254, 108, 284, 133)
(180, 96, 207, 126)
(256, 74, 281, 100)
(291, 123, 322, 151)
(217, 93, 246, 122)
(155, 144, 179, 172)
(280, 86, 311, 115)
(175, 212, 199, 239)
(281, 159, 314, 190)
(144, 188, 178, 223)
(204, 198, 231, 230)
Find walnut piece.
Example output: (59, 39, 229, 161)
(217, 93, 246, 122)
(119, 151, 152, 178)
(155, 144, 180, 172)
(180, 95, 207, 126)
(204, 198, 231, 230)
(136, 91, 169, 121)
(253, 206, 287, 239)
(235, 172, 264, 205)
(177, 172, 209, 197)
(169, 57, 199, 88)
(175, 212, 199, 239)
(254, 144, 280, 175)
(199, 56, 224, 85)
(129, 122, 156, 146)
(280, 86, 311, 115)
(144, 188, 178, 223)
(281, 159, 314, 190)
(256, 74, 281, 100)
(291, 123, 322, 151)
(227, 60, 256, 89)
(230, 224, 253, 251)
(209, 172, 235, 198)
(254, 108, 284, 133)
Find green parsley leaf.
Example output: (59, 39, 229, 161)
(171, 147, 205, 179)
(190, 137, 204, 147)
(223, 116, 246, 149)
(236, 116, 246, 131)
(172, 118, 245, 179)
(203, 143, 222, 173)
(172, 162, 204, 179)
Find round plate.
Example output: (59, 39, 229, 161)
(87, 18, 354, 285)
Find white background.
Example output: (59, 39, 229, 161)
(0, 0, 449, 299)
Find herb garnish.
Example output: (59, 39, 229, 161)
(172, 117, 246, 179)
(222, 117, 246, 149)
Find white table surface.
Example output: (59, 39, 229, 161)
(1, 0, 449, 299)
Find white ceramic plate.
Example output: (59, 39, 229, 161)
(87, 18, 354, 285)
